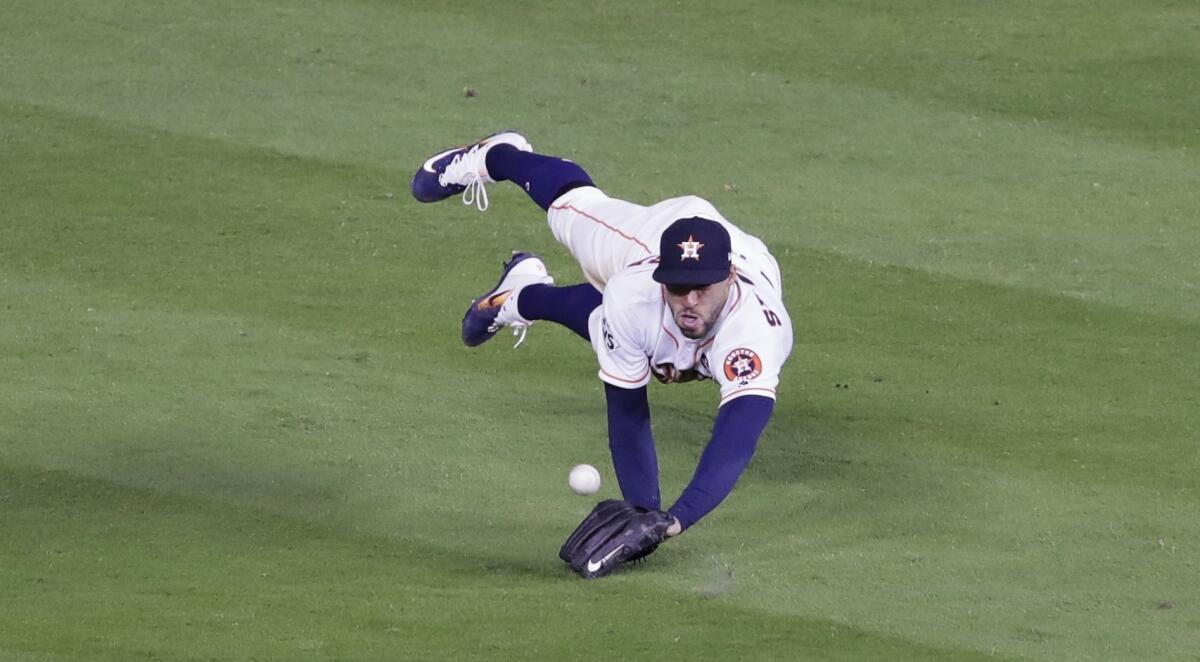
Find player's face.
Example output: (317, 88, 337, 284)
(663, 271, 735, 340)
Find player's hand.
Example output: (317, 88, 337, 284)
(558, 500, 673, 579)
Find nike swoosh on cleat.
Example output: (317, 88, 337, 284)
(421, 146, 461, 174)
(585, 545, 624, 574)
(480, 290, 511, 309)
(421, 137, 491, 173)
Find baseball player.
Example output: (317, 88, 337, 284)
(411, 131, 793, 578)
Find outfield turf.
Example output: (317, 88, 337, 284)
(2, 1, 1197, 660)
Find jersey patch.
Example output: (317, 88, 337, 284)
(601, 317, 620, 351)
(723, 348, 763, 385)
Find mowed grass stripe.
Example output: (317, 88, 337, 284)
(4, 2, 1196, 323)
(4, 97, 1194, 492)
(0, 464, 1022, 662)
(0, 98, 557, 333)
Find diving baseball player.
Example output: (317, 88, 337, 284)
(411, 131, 794, 578)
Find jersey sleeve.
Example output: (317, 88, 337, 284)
(588, 295, 652, 390)
(709, 318, 792, 405)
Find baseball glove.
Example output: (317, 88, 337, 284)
(559, 499, 673, 579)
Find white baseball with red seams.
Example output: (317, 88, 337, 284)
(568, 464, 602, 495)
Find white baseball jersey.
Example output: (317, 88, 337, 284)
(545, 187, 793, 404)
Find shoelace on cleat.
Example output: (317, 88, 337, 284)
(437, 149, 490, 211)
(510, 323, 530, 349)
(460, 175, 488, 211)
(486, 319, 531, 349)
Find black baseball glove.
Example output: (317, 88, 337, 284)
(559, 499, 673, 579)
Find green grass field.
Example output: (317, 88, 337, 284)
(2, 1, 1197, 659)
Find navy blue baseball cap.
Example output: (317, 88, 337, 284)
(652, 217, 733, 286)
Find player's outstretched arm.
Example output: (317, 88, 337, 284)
(666, 394, 775, 531)
(603, 383, 662, 511)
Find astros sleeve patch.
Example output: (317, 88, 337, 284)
(722, 348, 764, 384)
(716, 346, 779, 404)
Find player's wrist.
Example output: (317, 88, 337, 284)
(666, 516, 682, 537)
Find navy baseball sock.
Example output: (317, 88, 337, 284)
(516, 283, 601, 341)
(486, 145, 595, 211)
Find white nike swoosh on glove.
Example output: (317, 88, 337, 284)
(586, 545, 624, 573)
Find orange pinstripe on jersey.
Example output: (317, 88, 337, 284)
(549, 202, 654, 256)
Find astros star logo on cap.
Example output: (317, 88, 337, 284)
(677, 235, 704, 261)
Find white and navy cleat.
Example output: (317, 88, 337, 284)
(462, 252, 553, 348)
(410, 130, 532, 211)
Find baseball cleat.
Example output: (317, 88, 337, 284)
(462, 252, 553, 348)
(411, 130, 532, 211)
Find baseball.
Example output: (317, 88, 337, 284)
(568, 464, 602, 495)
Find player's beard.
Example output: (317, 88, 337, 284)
(664, 275, 733, 340)
(675, 308, 719, 339)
